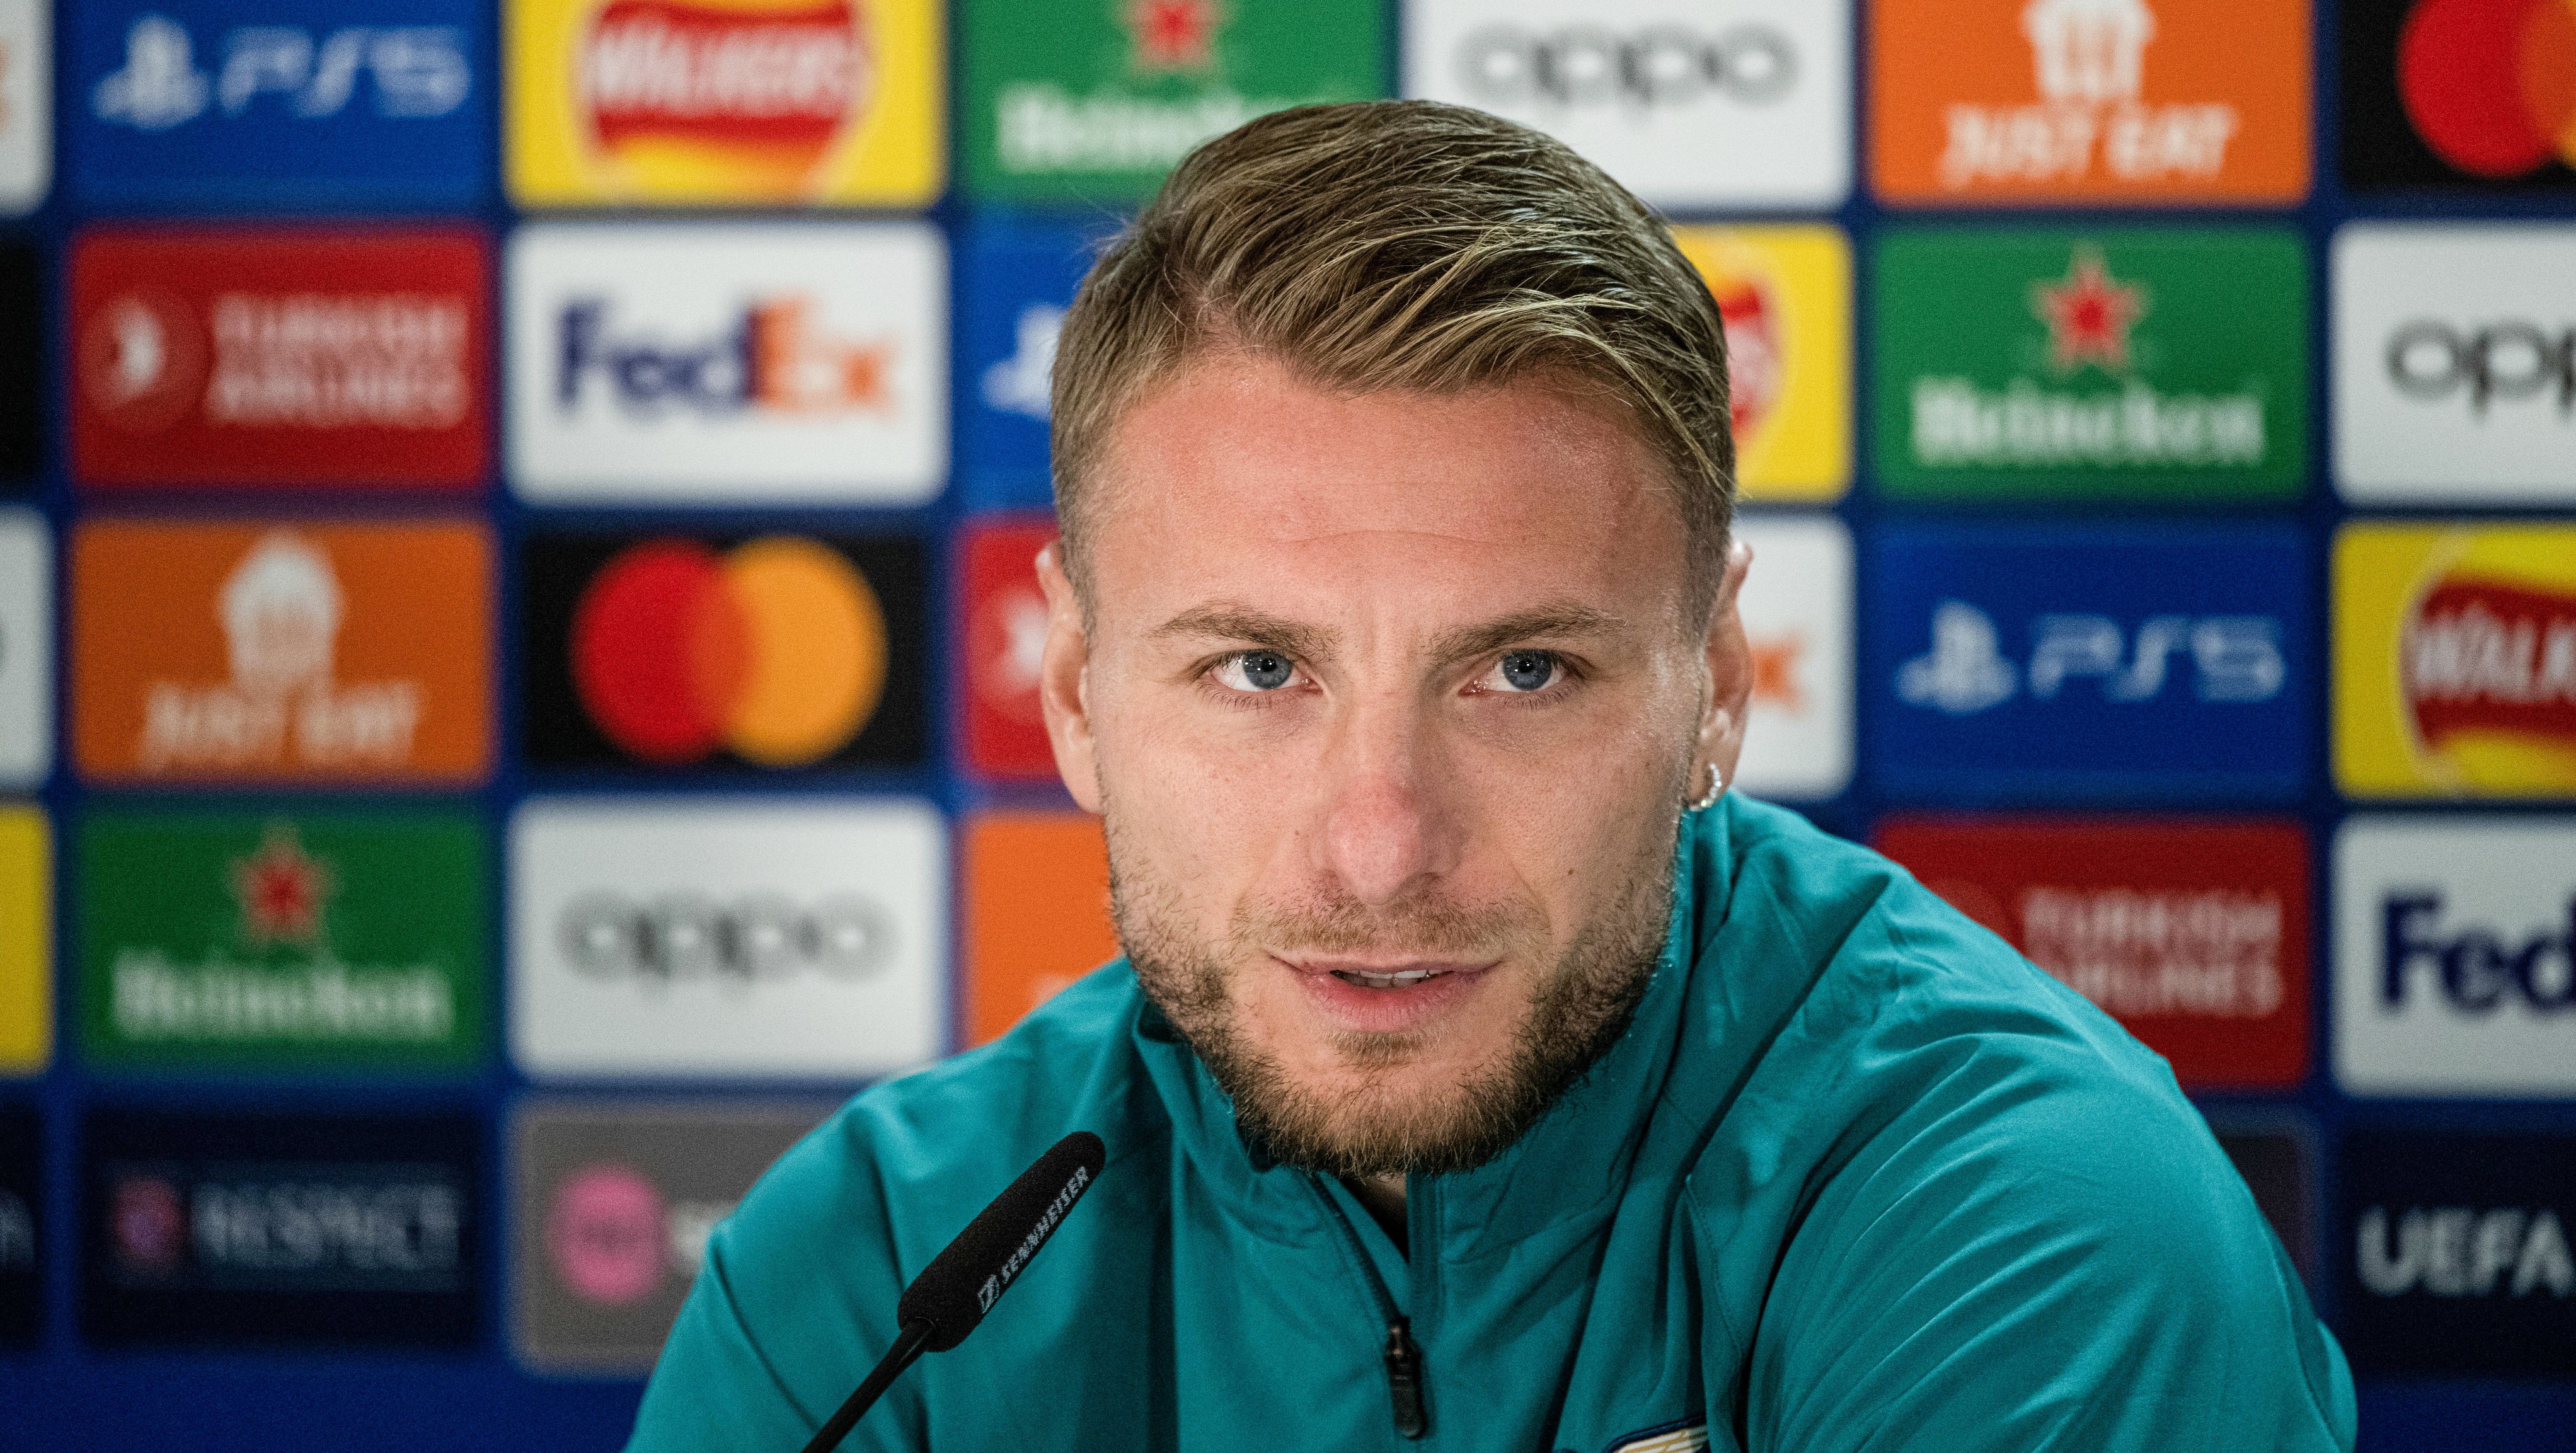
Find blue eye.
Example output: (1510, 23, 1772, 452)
(1498, 651, 1556, 691)
(1218, 651, 1294, 691)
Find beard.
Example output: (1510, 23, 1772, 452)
(1107, 805, 1679, 1181)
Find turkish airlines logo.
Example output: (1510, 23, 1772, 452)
(960, 519, 1058, 780)
(2403, 575, 2576, 752)
(2394, 0, 2576, 180)
(81, 285, 469, 435)
(1897, 600, 2284, 715)
(91, 13, 468, 131)
(1455, 25, 1796, 110)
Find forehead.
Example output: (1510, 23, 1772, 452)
(1086, 357, 1687, 623)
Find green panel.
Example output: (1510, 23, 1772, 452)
(79, 809, 487, 1072)
(962, 0, 1388, 204)
(1870, 227, 2309, 502)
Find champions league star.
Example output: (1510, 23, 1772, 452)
(628, 102, 2354, 1452)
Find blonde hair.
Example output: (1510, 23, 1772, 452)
(1049, 100, 1735, 612)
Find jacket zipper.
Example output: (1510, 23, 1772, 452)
(1310, 1176, 1429, 1440)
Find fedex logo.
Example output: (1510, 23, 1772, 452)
(91, 14, 467, 130)
(1897, 601, 2284, 714)
(2337, 817, 2576, 1097)
(507, 223, 945, 505)
(1868, 524, 2309, 801)
(555, 296, 890, 419)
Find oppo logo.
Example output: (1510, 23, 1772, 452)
(559, 892, 892, 981)
(1457, 25, 1795, 109)
(2385, 320, 2576, 414)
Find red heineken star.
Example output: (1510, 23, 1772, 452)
(231, 822, 335, 948)
(2031, 245, 2149, 374)
(1128, 0, 1218, 71)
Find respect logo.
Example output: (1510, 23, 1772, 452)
(70, 227, 488, 491)
(2335, 524, 2576, 796)
(507, 0, 938, 205)
(1872, 0, 2310, 204)
(2343, 0, 2576, 192)
(521, 531, 926, 771)
(71, 520, 493, 784)
(1872, 228, 2307, 502)
(1670, 227, 1851, 503)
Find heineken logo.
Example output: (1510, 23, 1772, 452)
(1127, 0, 1217, 72)
(1873, 227, 2306, 500)
(79, 812, 486, 1068)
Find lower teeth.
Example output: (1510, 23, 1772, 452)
(1337, 971, 1440, 989)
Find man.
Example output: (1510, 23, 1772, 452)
(629, 102, 2354, 1452)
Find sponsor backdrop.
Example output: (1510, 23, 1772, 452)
(0, 0, 2570, 1449)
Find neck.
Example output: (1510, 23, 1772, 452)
(1344, 1173, 1408, 1246)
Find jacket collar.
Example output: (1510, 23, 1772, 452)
(1129, 800, 1736, 1256)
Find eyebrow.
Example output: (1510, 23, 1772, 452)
(1151, 600, 1624, 667)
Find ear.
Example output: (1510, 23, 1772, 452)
(1694, 538, 1756, 793)
(1034, 541, 1103, 814)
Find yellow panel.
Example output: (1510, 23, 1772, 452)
(0, 807, 49, 1074)
(509, 0, 944, 207)
(1671, 224, 1852, 503)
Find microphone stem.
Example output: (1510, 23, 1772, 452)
(799, 1319, 934, 1453)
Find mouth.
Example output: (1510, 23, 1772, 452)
(1275, 955, 1497, 1035)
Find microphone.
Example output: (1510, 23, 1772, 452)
(797, 1132, 1107, 1453)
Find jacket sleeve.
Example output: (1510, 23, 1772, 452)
(1723, 1033, 2356, 1453)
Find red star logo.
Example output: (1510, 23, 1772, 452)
(1749, 632, 1805, 713)
(2030, 245, 2149, 375)
(1127, 0, 1218, 71)
(231, 822, 335, 948)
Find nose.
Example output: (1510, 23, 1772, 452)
(1311, 691, 1463, 909)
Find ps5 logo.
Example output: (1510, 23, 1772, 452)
(1897, 600, 2285, 715)
(980, 304, 1061, 422)
(93, 14, 468, 132)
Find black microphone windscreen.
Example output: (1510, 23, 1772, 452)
(894, 1131, 1105, 1353)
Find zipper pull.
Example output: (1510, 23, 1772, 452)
(1383, 1317, 1427, 1439)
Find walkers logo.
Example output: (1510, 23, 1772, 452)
(0, 0, 47, 214)
(2343, 0, 2576, 192)
(1876, 816, 2309, 1087)
(960, 517, 1059, 781)
(507, 0, 937, 205)
(511, 798, 945, 1076)
(957, 222, 1098, 509)
(2337, 1130, 2576, 1376)
(963, 812, 1117, 1047)
(1405, 1, 1849, 209)
(77, 810, 486, 1071)
(83, 1108, 479, 1348)
(2334, 524, 2576, 796)
(2335, 817, 2576, 1096)
(1872, 0, 2309, 204)
(70, 228, 489, 491)
(1671, 227, 1851, 503)
(0, 808, 51, 1076)
(72, 0, 483, 207)
(1873, 229, 2306, 501)
(961, 0, 1381, 202)
(0, 1107, 33, 1346)
(2333, 224, 2576, 503)
(0, 512, 49, 786)
(1731, 515, 1853, 799)
(1868, 525, 2311, 800)
(72, 521, 493, 784)
(507, 222, 944, 504)
(521, 531, 926, 771)
(511, 1101, 825, 1372)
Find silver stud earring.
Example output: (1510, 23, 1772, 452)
(1689, 762, 1725, 812)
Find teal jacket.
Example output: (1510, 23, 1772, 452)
(629, 797, 2356, 1452)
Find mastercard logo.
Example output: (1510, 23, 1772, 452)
(570, 536, 887, 766)
(2398, 0, 2576, 178)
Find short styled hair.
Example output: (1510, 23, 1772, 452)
(1049, 100, 1735, 614)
